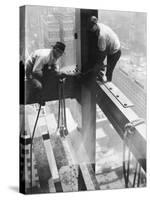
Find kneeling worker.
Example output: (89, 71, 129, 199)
(25, 41, 66, 104)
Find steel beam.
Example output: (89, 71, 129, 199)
(96, 81, 146, 172)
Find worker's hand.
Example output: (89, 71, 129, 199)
(96, 72, 107, 83)
(57, 71, 67, 78)
(48, 64, 58, 71)
(32, 78, 43, 90)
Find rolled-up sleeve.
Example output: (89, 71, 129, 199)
(32, 57, 45, 79)
(25, 54, 35, 79)
(98, 36, 107, 52)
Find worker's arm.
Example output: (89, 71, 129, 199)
(32, 57, 45, 79)
(96, 35, 107, 63)
(25, 53, 35, 80)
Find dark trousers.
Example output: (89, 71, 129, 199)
(106, 49, 121, 81)
(25, 78, 43, 104)
(27, 69, 58, 104)
(96, 49, 121, 81)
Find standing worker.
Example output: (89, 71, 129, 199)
(25, 41, 66, 104)
(89, 16, 121, 82)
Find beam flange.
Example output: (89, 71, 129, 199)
(96, 82, 146, 172)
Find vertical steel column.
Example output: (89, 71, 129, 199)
(77, 9, 98, 165)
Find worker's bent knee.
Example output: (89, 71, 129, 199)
(32, 78, 43, 90)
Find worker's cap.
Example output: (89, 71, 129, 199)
(53, 42, 66, 53)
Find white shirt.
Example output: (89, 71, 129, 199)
(25, 49, 59, 79)
(97, 23, 120, 55)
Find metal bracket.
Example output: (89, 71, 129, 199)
(104, 82, 134, 108)
(96, 82, 146, 172)
(124, 118, 145, 138)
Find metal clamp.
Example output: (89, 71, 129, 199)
(123, 118, 145, 188)
(124, 118, 144, 138)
